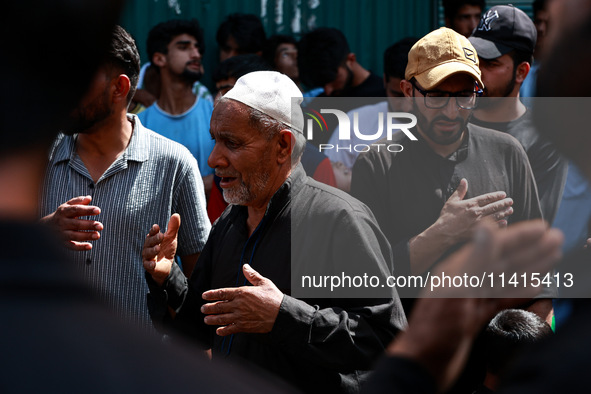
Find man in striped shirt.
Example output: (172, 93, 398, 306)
(40, 25, 210, 331)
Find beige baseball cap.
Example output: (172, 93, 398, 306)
(405, 27, 484, 90)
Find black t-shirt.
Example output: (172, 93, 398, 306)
(471, 111, 568, 224)
(351, 124, 542, 282)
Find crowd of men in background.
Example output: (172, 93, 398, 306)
(4, 0, 591, 392)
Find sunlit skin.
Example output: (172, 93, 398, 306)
(447, 4, 482, 37)
(152, 33, 202, 115)
(207, 99, 292, 232)
(161, 33, 202, 81)
(401, 73, 475, 157)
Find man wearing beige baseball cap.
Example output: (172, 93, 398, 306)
(142, 70, 406, 392)
(352, 27, 550, 317)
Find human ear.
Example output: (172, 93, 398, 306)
(112, 74, 131, 104)
(515, 61, 531, 84)
(152, 52, 166, 68)
(276, 130, 294, 164)
(400, 79, 414, 98)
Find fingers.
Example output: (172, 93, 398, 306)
(165, 214, 181, 240)
(142, 244, 161, 267)
(201, 300, 234, 315)
(479, 198, 514, 218)
(59, 203, 101, 219)
(65, 195, 93, 205)
(243, 264, 265, 286)
(66, 240, 94, 251)
(448, 178, 468, 202)
(62, 218, 103, 232)
(204, 312, 238, 327)
(216, 324, 240, 337)
(472, 191, 508, 207)
(145, 224, 162, 242)
(64, 229, 100, 242)
(142, 225, 163, 262)
(202, 287, 239, 302)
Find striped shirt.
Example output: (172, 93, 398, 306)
(41, 115, 211, 330)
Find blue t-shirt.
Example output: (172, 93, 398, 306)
(138, 98, 214, 176)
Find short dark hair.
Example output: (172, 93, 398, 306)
(533, 0, 547, 16)
(262, 34, 297, 68)
(507, 49, 534, 69)
(104, 25, 140, 105)
(383, 37, 418, 81)
(298, 27, 350, 88)
(442, 0, 486, 20)
(216, 13, 266, 55)
(212, 54, 272, 83)
(147, 19, 205, 64)
(484, 309, 553, 375)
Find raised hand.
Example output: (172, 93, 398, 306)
(435, 178, 514, 245)
(142, 214, 181, 286)
(40, 195, 103, 251)
(201, 264, 284, 336)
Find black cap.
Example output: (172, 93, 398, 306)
(469, 5, 537, 59)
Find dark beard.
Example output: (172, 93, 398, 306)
(61, 98, 112, 135)
(413, 100, 470, 146)
(181, 68, 202, 84)
(479, 68, 517, 108)
(330, 65, 354, 97)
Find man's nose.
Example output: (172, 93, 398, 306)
(191, 45, 201, 59)
(208, 141, 226, 170)
(441, 96, 461, 119)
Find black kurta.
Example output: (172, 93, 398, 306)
(147, 164, 407, 393)
(471, 110, 568, 224)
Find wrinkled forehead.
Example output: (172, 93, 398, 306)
(211, 98, 251, 129)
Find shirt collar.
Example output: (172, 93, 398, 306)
(228, 163, 307, 223)
(125, 114, 150, 162)
(50, 114, 150, 165)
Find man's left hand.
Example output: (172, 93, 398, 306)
(201, 264, 284, 336)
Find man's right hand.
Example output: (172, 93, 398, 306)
(142, 214, 181, 286)
(40, 196, 103, 251)
(409, 179, 514, 274)
(434, 178, 514, 246)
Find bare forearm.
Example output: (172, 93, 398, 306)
(409, 223, 454, 275)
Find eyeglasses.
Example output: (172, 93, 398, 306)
(411, 80, 483, 110)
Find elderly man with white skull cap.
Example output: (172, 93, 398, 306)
(142, 71, 406, 392)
